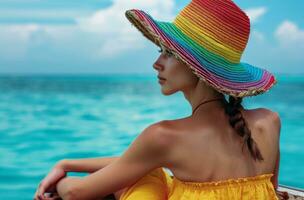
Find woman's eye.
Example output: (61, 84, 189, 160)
(158, 46, 173, 57)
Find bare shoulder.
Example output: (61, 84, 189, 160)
(139, 120, 177, 151)
(248, 108, 281, 139)
(122, 120, 176, 168)
(254, 108, 281, 131)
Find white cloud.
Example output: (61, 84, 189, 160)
(0, 24, 78, 59)
(272, 20, 304, 63)
(275, 20, 304, 46)
(0, 24, 40, 59)
(0, 9, 92, 20)
(243, 20, 304, 73)
(244, 7, 267, 23)
(0, 0, 176, 60)
(76, 0, 175, 57)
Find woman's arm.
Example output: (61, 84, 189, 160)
(34, 156, 119, 199)
(59, 156, 119, 173)
(272, 149, 280, 190)
(270, 111, 281, 190)
(56, 121, 172, 200)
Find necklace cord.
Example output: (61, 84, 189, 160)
(192, 97, 224, 115)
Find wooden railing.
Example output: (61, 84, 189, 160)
(277, 184, 304, 200)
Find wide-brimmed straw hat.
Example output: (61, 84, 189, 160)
(125, 0, 277, 98)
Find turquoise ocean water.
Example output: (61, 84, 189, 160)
(0, 74, 303, 199)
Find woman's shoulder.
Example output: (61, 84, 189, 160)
(247, 107, 279, 119)
(244, 108, 281, 143)
(143, 119, 191, 145)
(142, 120, 180, 145)
(246, 108, 280, 132)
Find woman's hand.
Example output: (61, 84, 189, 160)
(34, 161, 67, 200)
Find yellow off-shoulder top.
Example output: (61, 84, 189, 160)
(120, 167, 278, 200)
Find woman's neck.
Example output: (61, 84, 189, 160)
(183, 81, 224, 113)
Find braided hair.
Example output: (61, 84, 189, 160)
(223, 96, 264, 162)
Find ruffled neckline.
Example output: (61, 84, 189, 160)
(173, 173, 274, 188)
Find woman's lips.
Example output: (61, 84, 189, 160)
(157, 75, 166, 84)
(157, 75, 166, 80)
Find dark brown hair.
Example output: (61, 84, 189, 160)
(223, 95, 264, 162)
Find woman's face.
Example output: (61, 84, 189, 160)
(153, 46, 199, 95)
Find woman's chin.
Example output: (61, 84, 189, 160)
(160, 87, 177, 96)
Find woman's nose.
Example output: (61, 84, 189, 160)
(153, 55, 165, 71)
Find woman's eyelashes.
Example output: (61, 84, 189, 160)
(158, 47, 173, 57)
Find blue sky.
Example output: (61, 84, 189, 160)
(0, 0, 303, 75)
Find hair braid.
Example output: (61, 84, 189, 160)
(224, 96, 264, 162)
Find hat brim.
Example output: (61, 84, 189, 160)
(125, 9, 277, 98)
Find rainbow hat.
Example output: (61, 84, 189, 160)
(125, 0, 277, 98)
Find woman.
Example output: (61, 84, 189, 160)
(34, 0, 281, 199)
